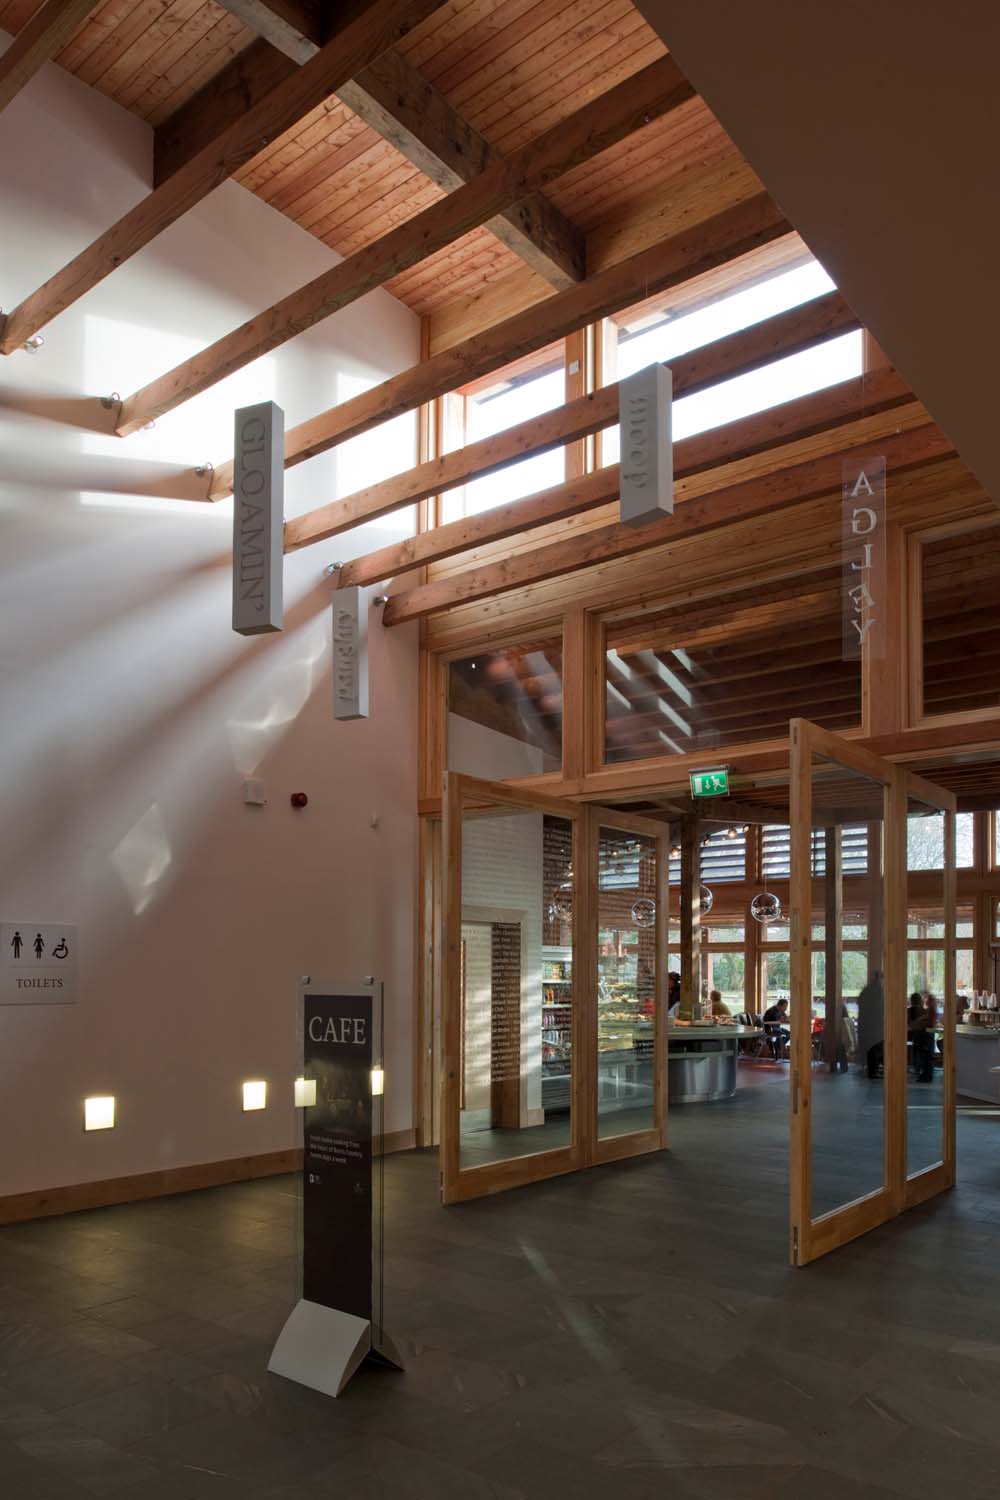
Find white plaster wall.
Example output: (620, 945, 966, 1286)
(0, 45, 421, 1194)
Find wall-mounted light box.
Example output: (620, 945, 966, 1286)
(84, 1096, 115, 1131)
(242, 1080, 267, 1112)
(294, 1077, 316, 1108)
(371, 1068, 384, 1097)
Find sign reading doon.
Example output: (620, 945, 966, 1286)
(232, 401, 284, 636)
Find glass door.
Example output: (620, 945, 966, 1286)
(903, 772, 956, 1209)
(441, 773, 586, 1203)
(441, 778, 670, 1202)
(789, 720, 956, 1264)
(592, 811, 668, 1165)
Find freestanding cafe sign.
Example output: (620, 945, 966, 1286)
(232, 401, 284, 636)
(842, 455, 886, 660)
(619, 362, 673, 526)
(690, 767, 730, 799)
(268, 982, 401, 1398)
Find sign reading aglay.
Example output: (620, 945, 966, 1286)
(232, 401, 284, 636)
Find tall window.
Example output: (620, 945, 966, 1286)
(440, 343, 566, 522)
(603, 259, 861, 464)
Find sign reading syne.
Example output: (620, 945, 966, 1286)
(301, 992, 373, 1320)
(232, 401, 284, 636)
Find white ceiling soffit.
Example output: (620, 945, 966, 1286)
(636, 0, 1000, 502)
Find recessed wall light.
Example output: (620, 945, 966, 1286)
(84, 1096, 115, 1131)
(370, 1068, 384, 1097)
(242, 1080, 267, 1112)
(294, 1077, 316, 1108)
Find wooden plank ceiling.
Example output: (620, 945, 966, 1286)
(0, 0, 749, 325)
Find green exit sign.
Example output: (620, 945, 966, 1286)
(690, 767, 730, 798)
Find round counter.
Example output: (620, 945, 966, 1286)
(668, 1025, 762, 1103)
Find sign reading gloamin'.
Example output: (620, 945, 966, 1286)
(232, 401, 284, 636)
(302, 993, 373, 1320)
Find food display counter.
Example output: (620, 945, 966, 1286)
(594, 1020, 762, 1109)
(956, 1024, 1000, 1103)
(667, 1024, 762, 1103)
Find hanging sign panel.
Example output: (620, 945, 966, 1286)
(1, 923, 78, 1005)
(332, 587, 370, 721)
(619, 362, 673, 527)
(842, 455, 886, 660)
(232, 401, 284, 636)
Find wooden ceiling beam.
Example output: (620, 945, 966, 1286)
(114, 57, 693, 436)
(0, 0, 444, 355)
(339, 49, 586, 290)
(209, 192, 791, 496)
(333, 376, 914, 586)
(284, 289, 858, 550)
(382, 424, 954, 624)
(213, 0, 586, 290)
(154, 40, 297, 183)
(0, 0, 98, 114)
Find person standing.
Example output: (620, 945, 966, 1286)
(856, 974, 885, 1080)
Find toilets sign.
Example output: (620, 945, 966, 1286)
(1, 923, 78, 1005)
(842, 456, 886, 660)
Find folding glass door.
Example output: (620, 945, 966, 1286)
(441, 774, 667, 1203)
(789, 720, 955, 1264)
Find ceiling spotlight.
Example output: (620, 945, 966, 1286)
(725, 826, 738, 839)
(22, 334, 44, 353)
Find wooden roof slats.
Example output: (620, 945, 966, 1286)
(0, 0, 99, 112)
(381, 424, 955, 625)
(206, 1, 590, 289)
(329, 369, 913, 587)
(208, 191, 791, 496)
(283, 290, 858, 552)
(114, 54, 694, 435)
(0, 0, 448, 354)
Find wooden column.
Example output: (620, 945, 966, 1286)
(823, 826, 844, 1069)
(744, 823, 762, 1016)
(564, 326, 595, 481)
(680, 816, 702, 1016)
(561, 605, 586, 784)
(867, 819, 885, 982)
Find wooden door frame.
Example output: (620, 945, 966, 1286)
(901, 770, 957, 1209)
(441, 772, 587, 1204)
(588, 806, 670, 1167)
(789, 719, 956, 1264)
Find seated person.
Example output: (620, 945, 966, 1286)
(708, 988, 732, 1018)
(762, 997, 790, 1060)
(667, 970, 682, 1018)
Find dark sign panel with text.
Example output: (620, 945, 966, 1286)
(302, 993, 373, 1320)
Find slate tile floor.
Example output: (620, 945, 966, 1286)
(2, 1074, 1000, 1498)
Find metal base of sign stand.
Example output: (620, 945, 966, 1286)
(268, 1299, 403, 1398)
